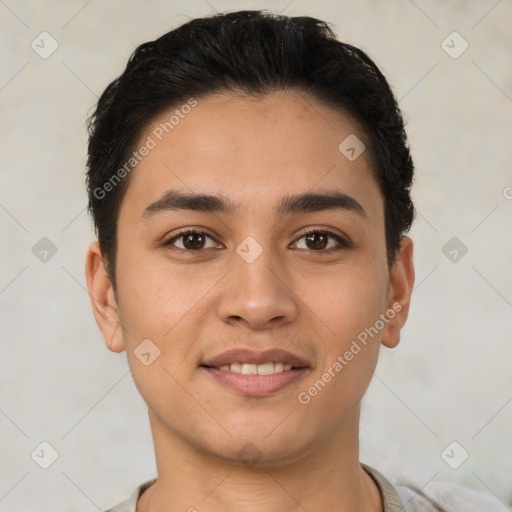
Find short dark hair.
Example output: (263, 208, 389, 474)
(86, 10, 415, 286)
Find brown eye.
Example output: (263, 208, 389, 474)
(165, 230, 220, 251)
(305, 232, 328, 250)
(182, 233, 206, 250)
(293, 230, 347, 251)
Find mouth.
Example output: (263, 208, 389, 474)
(201, 348, 310, 397)
(208, 362, 295, 375)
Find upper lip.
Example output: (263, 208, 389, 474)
(202, 348, 309, 368)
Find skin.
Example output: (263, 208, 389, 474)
(86, 91, 414, 512)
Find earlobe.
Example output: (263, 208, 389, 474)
(381, 236, 415, 349)
(85, 241, 125, 353)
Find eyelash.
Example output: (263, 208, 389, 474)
(163, 227, 349, 253)
(298, 227, 349, 251)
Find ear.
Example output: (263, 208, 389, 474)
(85, 241, 125, 353)
(381, 236, 415, 349)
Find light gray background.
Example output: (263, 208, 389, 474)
(1, 1, 511, 510)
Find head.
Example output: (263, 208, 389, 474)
(86, 11, 415, 466)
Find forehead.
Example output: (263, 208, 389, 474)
(119, 91, 383, 223)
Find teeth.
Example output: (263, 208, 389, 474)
(257, 363, 274, 375)
(241, 364, 257, 375)
(217, 362, 295, 374)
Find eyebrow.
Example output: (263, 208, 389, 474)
(142, 189, 366, 220)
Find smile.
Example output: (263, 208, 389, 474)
(201, 348, 310, 396)
(216, 362, 293, 375)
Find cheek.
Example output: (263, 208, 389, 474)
(296, 271, 386, 423)
(116, 248, 204, 340)
(297, 258, 388, 403)
(304, 262, 389, 344)
(114, 253, 208, 425)
(115, 249, 226, 391)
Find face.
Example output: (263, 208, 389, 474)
(87, 91, 414, 466)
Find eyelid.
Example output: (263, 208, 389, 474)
(163, 226, 350, 252)
(163, 228, 223, 250)
(291, 227, 350, 251)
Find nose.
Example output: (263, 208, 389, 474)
(216, 243, 299, 330)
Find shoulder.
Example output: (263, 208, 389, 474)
(363, 464, 509, 512)
(103, 478, 157, 512)
(394, 479, 510, 512)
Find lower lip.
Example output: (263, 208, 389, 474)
(203, 367, 309, 397)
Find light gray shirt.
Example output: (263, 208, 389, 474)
(104, 464, 510, 511)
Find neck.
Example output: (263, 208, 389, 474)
(137, 409, 382, 512)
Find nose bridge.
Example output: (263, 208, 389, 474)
(238, 240, 283, 292)
(216, 235, 298, 328)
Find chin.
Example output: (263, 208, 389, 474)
(203, 421, 316, 469)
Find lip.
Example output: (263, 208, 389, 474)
(202, 348, 309, 368)
(203, 367, 309, 396)
(201, 348, 310, 397)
